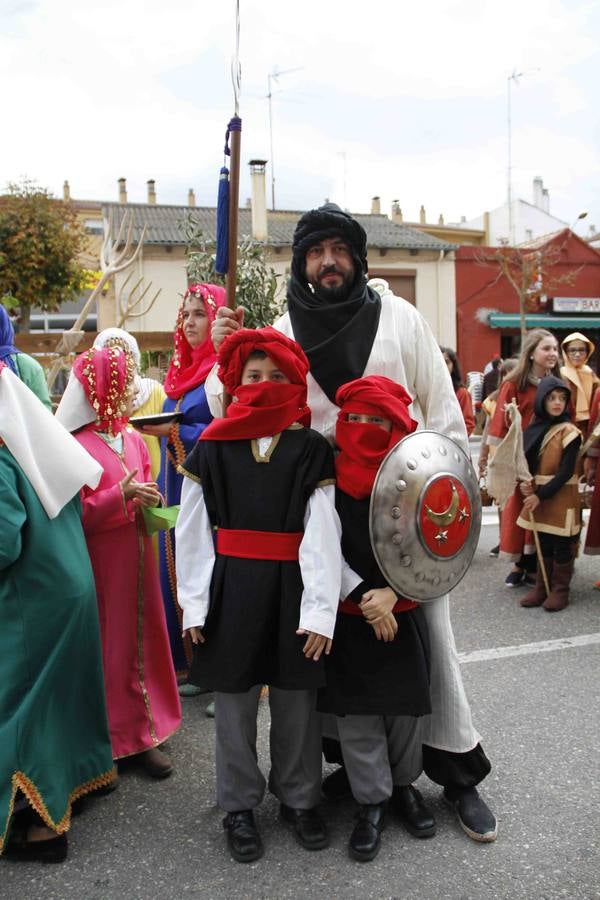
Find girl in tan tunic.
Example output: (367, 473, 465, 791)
(518, 376, 582, 612)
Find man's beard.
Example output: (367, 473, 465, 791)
(311, 267, 355, 303)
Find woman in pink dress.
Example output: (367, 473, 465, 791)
(56, 346, 181, 777)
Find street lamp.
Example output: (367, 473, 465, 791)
(569, 210, 588, 232)
(267, 66, 303, 211)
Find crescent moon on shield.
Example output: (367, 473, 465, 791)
(425, 483, 459, 527)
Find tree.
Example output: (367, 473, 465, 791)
(184, 215, 283, 329)
(0, 180, 88, 331)
(475, 234, 581, 342)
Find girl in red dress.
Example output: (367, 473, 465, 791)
(486, 329, 561, 587)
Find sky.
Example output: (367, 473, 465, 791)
(2, 0, 599, 234)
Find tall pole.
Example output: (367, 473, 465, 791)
(266, 66, 303, 211)
(507, 68, 540, 246)
(226, 125, 241, 311)
(507, 70, 522, 246)
(225, 0, 242, 313)
(268, 72, 276, 211)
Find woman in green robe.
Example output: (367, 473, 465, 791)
(0, 360, 115, 863)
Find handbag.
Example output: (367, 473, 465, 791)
(142, 505, 180, 535)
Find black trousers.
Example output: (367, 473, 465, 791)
(538, 533, 578, 565)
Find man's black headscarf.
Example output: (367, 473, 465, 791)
(286, 203, 381, 403)
(523, 375, 572, 470)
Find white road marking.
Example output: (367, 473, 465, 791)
(458, 633, 600, 664)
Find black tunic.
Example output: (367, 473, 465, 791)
(317, 489, 431, 717)
(181, 427, 335, 693)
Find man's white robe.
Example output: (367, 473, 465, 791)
(207, 278, 480, 753)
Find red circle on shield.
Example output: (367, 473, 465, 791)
(419, 475, 472, 558)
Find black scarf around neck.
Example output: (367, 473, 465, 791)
(286, 204, 381, 403)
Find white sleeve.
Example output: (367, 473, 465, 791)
(297, 483, 342, 639)
(341, 557, 363, 600)
(205, 364, 225, 419)
(404, 307, 469, 453)
(174, 476, 214, 630)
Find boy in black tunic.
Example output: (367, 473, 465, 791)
(318, 375, 432, 862)
(175, 328, 340, 863)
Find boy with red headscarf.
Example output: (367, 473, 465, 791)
(318, 375, 432, 862)
(175, 327, 341, 863)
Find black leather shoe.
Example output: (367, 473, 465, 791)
(443, 787, 497, 842)
(391, 785, 436, 838)
(348, 803, 386, 862)
(223, 810, 263, 863)
(321, 766, 351, 801)
(280, 804, 329, 850)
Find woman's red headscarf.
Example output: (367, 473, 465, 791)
(202, 327, 311, 441)
(164, 283, 227, 400)
(335, 375, 418, 499)
(73, 345, 135, 435)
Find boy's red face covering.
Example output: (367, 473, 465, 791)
(335, 376, 418, 499)
(201, 327, 311, 441)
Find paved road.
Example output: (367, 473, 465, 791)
(3, 521, 599, 899)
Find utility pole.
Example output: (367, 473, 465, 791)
(507, 70, 523, 246)
(507, 68, 540, 245)
(267, 66, 303, 210)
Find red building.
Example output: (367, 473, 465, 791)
(455, 230, 600, 373)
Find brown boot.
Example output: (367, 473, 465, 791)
(543, 560, 573, 612)
(138, 746, 173, 778)
(520, 559, 552, 607)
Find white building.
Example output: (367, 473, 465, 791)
(461, 176, 568, 246)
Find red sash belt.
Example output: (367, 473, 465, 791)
(216, 528, 303, 561)
(339, 597, 418, 616)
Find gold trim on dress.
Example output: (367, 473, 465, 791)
(316, 478, 336, 488)
(134, 515, 159, 746)
(1, 767, 116, 852)
(112, 724, 181, 761)
(177, 464, 202, 484)
(251, 433, 282, 463)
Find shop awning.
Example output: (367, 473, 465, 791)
(488, 313, 600, 330)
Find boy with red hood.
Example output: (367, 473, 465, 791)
(318, 375, 432, 862)
(175, 327, 341, 863)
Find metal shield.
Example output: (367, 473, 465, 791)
(369, 431, 481, 602)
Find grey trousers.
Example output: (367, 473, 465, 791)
(215, 686, 322, 813)
(336, 714, 423, 805)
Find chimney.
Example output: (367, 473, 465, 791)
(419, 205, 426, 224)
(391, 200, 403, 223)
(118, 178, 127, 204)
(188, 188, 196, 207)
(249, 159, 268, 241)
(460, 215, 467, 223)
(371, 196, 381, 215)
(542, 187, 550, 213)
(63, 180, 71, 201)
(147, 179, 156, 205)
(532, 176, 544, 208)
(438, 214, 445, 226)
(245, 197, 252, 208)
